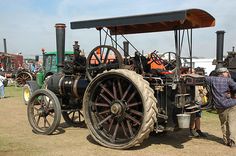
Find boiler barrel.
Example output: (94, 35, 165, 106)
(46, 74, 88, 98)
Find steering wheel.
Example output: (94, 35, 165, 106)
(150, 51, 166, 65)
(159, 52, 177, 70)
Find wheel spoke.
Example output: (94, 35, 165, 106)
(44, 116, 51, 127)
(46, 118, 51, 127)
(45, 98, 51, 107)
(67, 111, 73, 115)
(127, 91, 137, 103)
(72, 111, 75, 121)
(127, 102, 142, 107)
(78, 111, 81, 122)
(94, 102, 110, 107)
(121, 121, 128, 137)
(112, 122, 119, 142)
(98, 114, 112, 126)
(44, 117, 47, 128)
(100, 84, 115, 99)
(103, 48, 110, 63)
(108, 118, 114, 132)
(129, 109, 143, 117)
(125, 113, 141, 125)
(126, 120, 134, 137)
(121, 84, 132, 100)
(98, 109, 110, 115)
(79, 110, 84, 117)
(100, 93, 111, 104)
(118, 80, 123, 99)
(113, 81, 117, 100)
(36, 116, 41, 126)
(93, 52, 102, 64)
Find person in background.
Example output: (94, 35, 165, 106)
(205, 67, 236, 148)
(189, 86, 207, 137)
(0, 74, 6, 99)
(188, 68, 207, 137)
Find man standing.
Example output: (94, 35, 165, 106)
(0, 74, 6, 99)
(205, 67, 236, 147)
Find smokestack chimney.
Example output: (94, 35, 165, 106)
(55, 23, 66, 72)
(123, 41, 129, 57)
(216, 30, 225, 69)
(123, 41, 129, 64)
(3, 38, 7, 53)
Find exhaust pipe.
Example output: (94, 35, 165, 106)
(55, 23, 66, 72)
(123, 41, 129, 64)
(3, 38, 7, 53)
(216, 30, 225, 69)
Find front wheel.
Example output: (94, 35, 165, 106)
(83, 69, 157, 149)
(27, 89, 61, 135)
(22, 84, 32, 105)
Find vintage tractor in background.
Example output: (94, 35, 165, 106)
(22, 50, 75, 104)
(213, 30, 236, 81)
(26, 9, 215, 149)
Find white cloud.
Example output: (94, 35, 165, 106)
(0, 0, 236, 58)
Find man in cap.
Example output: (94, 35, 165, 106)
(205, 67, 236, 147)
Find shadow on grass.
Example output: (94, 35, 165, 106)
(86, 128, 224, 150)
(59, 121, 87, 129)
(32, 127, 66, 135)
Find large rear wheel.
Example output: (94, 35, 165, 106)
(83, 69, 157, 149)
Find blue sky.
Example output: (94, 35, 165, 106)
(0, 0, 236, 58)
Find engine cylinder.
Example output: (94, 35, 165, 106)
(46, 73, 88, 99)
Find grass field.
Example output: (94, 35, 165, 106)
(5, 86, 22, 98)
(1, 86, 235, 156)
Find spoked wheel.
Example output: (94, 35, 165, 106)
(159, 52, 176, 70)
(62, 109, 85, 127)
(83, 69, 157, 149)
(16, 71, 33, 87)
(27, 89, 61, 135)
(86, 45, 123, 81)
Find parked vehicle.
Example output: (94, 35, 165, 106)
(22, 51, 74, 104)
(26, 9, 215, 149)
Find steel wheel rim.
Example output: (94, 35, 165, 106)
(87, 74, 144, 144)
(28, 93, 56, 132)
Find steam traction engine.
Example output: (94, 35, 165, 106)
(27, 9, 215, 149)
